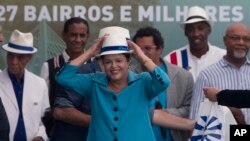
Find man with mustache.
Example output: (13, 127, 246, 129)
(190, 23, 250, 124)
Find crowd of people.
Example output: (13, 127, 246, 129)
(0, 5, 250, 141)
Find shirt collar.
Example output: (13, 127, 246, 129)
(62, 51, 70, 62)
(220, 57, 250, 68)
(7, 70, 24, 83)
(188, 42, 212, 59)
(93, 70, 140, 86)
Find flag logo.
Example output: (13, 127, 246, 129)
(191, 116, 222, 141)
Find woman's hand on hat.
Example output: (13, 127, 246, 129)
(127, 40, 146, 61)
(86, 37, 105, 57)
(127, 40, 155, 72)
(70, 37, 104, 66)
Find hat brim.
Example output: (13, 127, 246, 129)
(95, 50, 133, 58)
(2, 44, 37, 54)
(180, 19, 213, 29)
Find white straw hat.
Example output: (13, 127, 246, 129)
(98, 26, 130, 39)
(180, 6, 213, 29)
(97, 35, 133, 57)
(2, 29, 37, 54)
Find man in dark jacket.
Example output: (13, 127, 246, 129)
(40, 17, 100, 140)
(0, 98, 9, 141)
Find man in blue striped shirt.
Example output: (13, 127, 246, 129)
(190, 23, 250, 124)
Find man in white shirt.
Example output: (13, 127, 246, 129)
(0, 29, 49, 141)
(164, 6, 226, 81)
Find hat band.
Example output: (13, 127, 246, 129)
(8, 42, 34, 51)
(186, 16, 206, 21)
(101, 46, 128, 53)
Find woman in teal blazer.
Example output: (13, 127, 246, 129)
(56, 36, 170, 141)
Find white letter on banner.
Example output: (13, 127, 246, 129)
(205, 6, 217, 22)
(74, 6, 87, 19)
(88, 6, 101, 22)
(232, 6, 243, 22)
(138, 5, 153, 22)
(52, 5, 58, 21)
(60, 6, 72, 22)
(219, 6, 230, 22)
(0, 6, 5, 21)
(163, 6, 174, 22)
(38, 6, 51, 21)
(7, 5, 17, 21)
(155, 6, 161, 22)
(24, 5, 36, 21)
(102, 6, 113, 22)
(175, 6, 188, 22)
(120, 5, 131, 22)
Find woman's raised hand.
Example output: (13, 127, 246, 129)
(127, 40, 146, 62)
(86, 37, 105, 57)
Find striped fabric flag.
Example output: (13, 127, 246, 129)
(167, 48, 189, 70)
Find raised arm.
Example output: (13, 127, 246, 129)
(53, 107, 90, 127)
(70, 38, 104, 66)
(127, 40, 156, 72)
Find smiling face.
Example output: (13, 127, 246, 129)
(62, 22, 89, 58)
(185, 21, 211, 51)
(102, 54, 130, 83)
(224, 23, 250, 60)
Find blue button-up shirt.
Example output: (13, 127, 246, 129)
(8, 71, 27, 141)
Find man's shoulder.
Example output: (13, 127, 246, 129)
(46, 54, 66, 72)
(47, 54, 64, 62)
(163, 45, 188, 62)
(199, 60, 223, 75)
(26, 70, 47, 84)
(164, 61, 193, 79)
(209, 45, 226, 53)
(167, 46, 188, 55)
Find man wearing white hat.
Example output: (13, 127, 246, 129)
(0, 29, 49, 141)
(164, 6, 226, 81)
